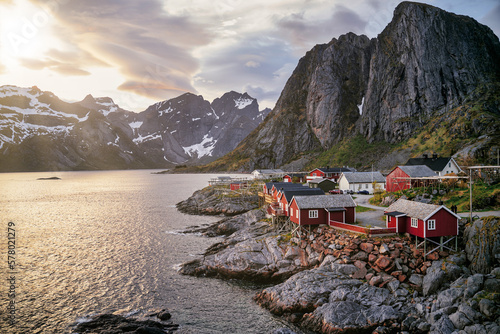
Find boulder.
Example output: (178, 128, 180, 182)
(429, 315, 456, 334)
(360, 242, 374, 253)
(464, 274, 484, 298)
(478, 299, 497, 318)
(375, 256, 392, 270)
(436, 287, 464, 309)
(409, 273, 424, 287)
(254, 267, 363, 315)
(423, 260, 463, 296)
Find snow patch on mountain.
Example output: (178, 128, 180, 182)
(234, 97, 253, 109)
(133, 133, 161, 144)
(183, 134, 216, 158)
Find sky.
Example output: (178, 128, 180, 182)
(0, 0, 499, 112)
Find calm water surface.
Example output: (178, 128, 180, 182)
(0, 170, 296, 333)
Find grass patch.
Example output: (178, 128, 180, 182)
(356, 206, 375, 212)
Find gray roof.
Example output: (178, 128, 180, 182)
(308, 178, 335, 184)
(385, 199, 441, 220)
(398, 165, 437, 178)
(342, 172, 385, 183)
(281, 188, 325, 202)
(293, 194, 356, 209)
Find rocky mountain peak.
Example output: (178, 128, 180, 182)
(214, 1, 500, 171)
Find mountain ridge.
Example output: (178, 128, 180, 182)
(0, 85, 270, 172)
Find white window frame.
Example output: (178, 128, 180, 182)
(296, 210, 299, 219)
(290, 208, 293, 216)
(428, 219, 436, 230)
(411, 218, 418, 228)
(309, 210, 318, 219)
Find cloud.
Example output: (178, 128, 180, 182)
(275, 5, 368, 49)
(19, 58, 91, 75)
(28, 0, 213, 102)
(481, 3, 500, 38)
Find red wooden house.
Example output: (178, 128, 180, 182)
(230, 181, 247, 190)
(307, 167, 353, 182)
(277, 188, 325, 216)
(271, 183, 305, 201)
(283, 173, 307, 183)
(289, 194, 356, 226)
(386, 165, 436, 193)
(384, 199, 460, 238)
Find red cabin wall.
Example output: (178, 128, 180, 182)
(279, 196, 290, 216)
(283, 176, 292, 183)
(329, 211, 344, 223)
(310, 169, 325, 178)
(299, 208, 327, 225)
(387, 216, 397, 228)
(289, 201, 300, 224)
(426, 209, 458, 237)
(386, 168, 410, 193)
(405, 218, 425, 238)
(345, 207, 355, 223)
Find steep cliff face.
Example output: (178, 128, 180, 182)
(360, 2, 500, 143)
(220, 1, 500, 171)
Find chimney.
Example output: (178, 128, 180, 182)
(423, 154, 428, 159)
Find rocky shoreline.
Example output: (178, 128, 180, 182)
(177, 191, 500, 334)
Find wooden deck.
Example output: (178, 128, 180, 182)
(329, 221, 396, 237)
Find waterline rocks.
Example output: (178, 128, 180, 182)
(71, 312, 179, 334)
(179, 209, 320, 282)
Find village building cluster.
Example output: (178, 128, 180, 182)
(213, 154, 495, 258)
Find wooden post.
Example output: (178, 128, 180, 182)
(424, 239, 427, 259)
(440, 236, 443, 252)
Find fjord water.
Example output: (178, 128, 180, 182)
(0, 170, 291, 333)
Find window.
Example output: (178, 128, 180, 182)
(309, 210, 318, 219)
(411, 218, 418, 228)
(428, 220, 436, 230)
(449, 162, 451, 168)
(296, 210, 299, 219)
(290, 208, 293, 216)
(365, 184, 368, 189)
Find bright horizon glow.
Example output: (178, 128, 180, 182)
(0, 0, 498, 112)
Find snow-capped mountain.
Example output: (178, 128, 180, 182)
(0, 85, 270, 171)
(131, 91, 270, 164)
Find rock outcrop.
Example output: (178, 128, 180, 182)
(71, 311, 179, 334)
(464, 217, 500, 274)
(179, 210, 319, 282)
(176, 186, 259, 216)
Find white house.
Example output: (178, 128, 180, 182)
(251, 169, 285, 179)
(338, 171, 386, 194)
(404, 154, 462, 176)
